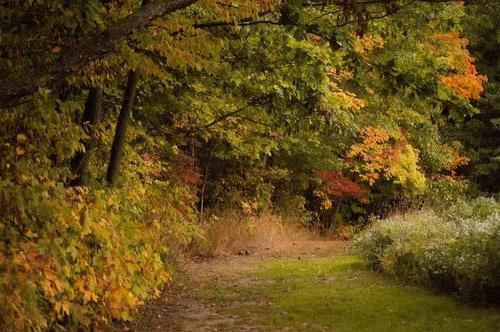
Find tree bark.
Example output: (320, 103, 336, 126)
(106, 71, 139, 186)
(0, 0, 198, 108)
(70, 87, 103, 186)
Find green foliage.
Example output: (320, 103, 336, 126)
(355, 198, 500, 302)
(424, 178, 479, 208)
(455, 0, 500, 192)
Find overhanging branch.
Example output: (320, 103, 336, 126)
(0, 0, 199, 108)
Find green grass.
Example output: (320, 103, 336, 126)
(195, 256, 500, 331)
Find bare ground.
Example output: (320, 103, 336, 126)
(114, 240, 346, 332)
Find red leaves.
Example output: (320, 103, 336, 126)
(316, 170, 365, 198)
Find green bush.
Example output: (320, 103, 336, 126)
(355, 198, 500, 302)
(424, 178, 479, 209)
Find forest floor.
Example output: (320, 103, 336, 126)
(116, 240, 500, 331)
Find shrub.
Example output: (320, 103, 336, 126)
(0, 180, 201, 331)
(0, 93, 202, 331)
(355, 198, 500, 303)
(424, 178, 479, 209)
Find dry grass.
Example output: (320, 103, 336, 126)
(193, 211, 314, 257)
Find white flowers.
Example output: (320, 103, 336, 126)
(355, 198, 500, 302)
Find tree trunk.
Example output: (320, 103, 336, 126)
(70, 87, 103, 186)
(106, 70, 139, 186)
(105, 0, 154, 187)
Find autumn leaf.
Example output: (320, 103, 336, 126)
(16, 133, 28, 143)
(16, 147, 26, 156)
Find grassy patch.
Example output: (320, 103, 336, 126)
(195, 256, 500, 331)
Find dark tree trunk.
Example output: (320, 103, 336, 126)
(106, 70, 139, 186)
(70, 87, 103, 186)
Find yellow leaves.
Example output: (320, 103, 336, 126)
(241, 200, 259, 214)
(83, 290, 99, 303)
(327, 69, 365, 111)
(353, 33, 385, 53)
(336, 70, 354, 80)
(347, 126, 426, 192)
(160, 271, 171, 284)
(0, 175, 193, 330)
(25, 229, 38, 239)
(74, 274, 99, 304)
(386, 145, 426, 192)
(154, 16, 193, 32)
(107, 287, 139, 318)
(16, 146, 26, 156)
(16, 242, 42, 271)
(54, 301, 71, 317)
(15, 133, 29, 157)
(16, 133, 28, 143)
(313, 189, 333, 210)
(347, 127, 391, 173)
(198, 0, 279, 20)
(107, 194, 116, 206)
(40, 271, 65, 299)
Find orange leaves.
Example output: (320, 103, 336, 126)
(51, 46, 62, 54)
(433, 32, 487, 100)
(0, 177, 197, 331)
(347, 126, 426, 191)
(327, 68, 365, 110)
(440, 65, 487, 100)
(435, 32, 463, 43)
(346, 126, 391, 185)
(438, 142, 470, 178)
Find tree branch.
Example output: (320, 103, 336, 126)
(0, 0, 198, 108)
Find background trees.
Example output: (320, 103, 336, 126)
(457, 0, 500, 193)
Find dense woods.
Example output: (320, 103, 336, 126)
(1, 0, 499, 330)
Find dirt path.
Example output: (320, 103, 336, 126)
(115, 239, 500, 332)
(116, 240, 346, 331)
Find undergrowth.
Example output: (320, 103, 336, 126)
(194, 211, 312, 257)
(355, 198, 500, 303)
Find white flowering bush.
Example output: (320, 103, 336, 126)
(355, 198, 500, 302)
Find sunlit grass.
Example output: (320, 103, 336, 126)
(195, 256, 500, 331)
